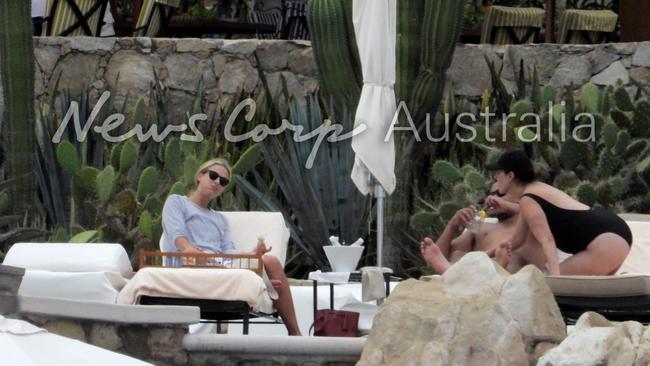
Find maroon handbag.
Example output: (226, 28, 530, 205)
(313, 309, 359, 337)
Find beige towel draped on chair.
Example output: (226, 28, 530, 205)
(557, 9, 618, 44)
(43, 0, 108, 36)
(133, 0, 181, 37)
(481, 5, 546, 45)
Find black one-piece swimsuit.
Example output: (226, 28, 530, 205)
(522, 193, 633, 254)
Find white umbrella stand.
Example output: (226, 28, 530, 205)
(350, 0, 397, 269)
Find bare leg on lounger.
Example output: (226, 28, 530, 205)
(263, 255, 302, 335)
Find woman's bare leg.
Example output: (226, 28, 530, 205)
(559, 233, 630, 275)
(262, 255, 301, 335)
(420, 238, 452, 274)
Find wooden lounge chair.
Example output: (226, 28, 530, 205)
(42, 0, 109, 36)
(480, 5, 546, 45)
(133, 0, 181, 37)
(125, 211, 290, 334)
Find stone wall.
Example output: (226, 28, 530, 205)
(450, 42, 650, 100)
(0, 38, 649, 132)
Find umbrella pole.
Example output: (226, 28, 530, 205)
(375, 184, 385, 268)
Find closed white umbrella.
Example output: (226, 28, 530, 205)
(350, 0, 397, 268)
(0, 315, 153, 366)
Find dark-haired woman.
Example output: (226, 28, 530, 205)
(485, 150, 632, 275)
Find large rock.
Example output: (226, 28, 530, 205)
(50, 53, 102, 95)
(164, 54, 216, 91)
(591, 61, 630, 86)
(502, 45, 562, 83)
(537, 312, 646, 366)
(217, 59, 259, 95)
(550, 55, 592, 88)
(448, 45, 502, 97)
(288, 47, 317, 77)
(256, 41, 294, 71)
(589, 46, 621, 74)
(632, 42, 650, 67)
(105, 50, 163, 96)
(357, 253, 566, 366)
(630, 67, 650, 85)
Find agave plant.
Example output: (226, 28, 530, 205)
(235, 88, 370, 271)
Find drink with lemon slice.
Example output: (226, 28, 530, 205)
(466, 209, 488, 233)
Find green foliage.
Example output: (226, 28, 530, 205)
(119, 141, 138, 173)
(136, 166, 160, 202)
(0, 1, 35, 216)
(69, 230, 98, 243)
(410, 211, 436, 231)
(56, 141, 81, 176)
(576, 183, 598, 206)
(163, 138, 183, 179)
(138, 211, 154, 241)
(431, 160, 463, 185)
(96, 166, 116, 205)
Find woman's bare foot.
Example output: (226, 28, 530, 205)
(495, 242, 512, 269)
(420, 237, 451, 274)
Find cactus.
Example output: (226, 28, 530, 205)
(56, 141, 81, 176)
(169, 181, 187, 196)
(541, 85, 557, 112)
(596, 181, 613, 207)
(110, 142, 122, 170)
(119, 141, 138, 173)
(137, 166, 159, 202)
(613, 86, 634, 111)
(560, 138, 586, 171)
(138, 210, 154, 241)
(164, 138, 183, 179)
(308, 0, 464, 124)
(431, 160, 463, 185)
(464, 171, 487, 191)
(553, 170, 580, 191)
(438, 201, 463, 222)
(69, 230, 98, 243)
(131, 96, 146, 129)
(576, 182, 597, 206)
(410, 211, 436, 231)
(609, 176, 626, 198)
(232, 144, 261, 175)
(96, 165, 116, 205)
(613, 130, 631, 157)
(600, 122, 619, 150)
(306, 0, 361, 112)
(580, 82, 600, 114)
(631, 100, 650, 138)
(610, 109, 632, 130)
(143, 196, 163, 216)
(0, 192, 9, 215)
(636, 155, 650, 186)
(0, 1, 35, 214)
(623, 139, 649, 160)
(597, 150, 617, 179)
(183, 155, 200, 188)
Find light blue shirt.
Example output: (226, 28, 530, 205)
(161, 194, 238, 254)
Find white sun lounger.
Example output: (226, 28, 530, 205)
(546, 218, 650, 324)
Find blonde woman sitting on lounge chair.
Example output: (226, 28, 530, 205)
(485, 150, 632, 276)
(161, 158, 302, 335)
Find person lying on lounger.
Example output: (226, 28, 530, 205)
(485, 150, 632, 276)
(420, 182, 550, 274)
(161, 158, 302, 335)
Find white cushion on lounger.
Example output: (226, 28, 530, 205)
(19, 270, 128, 303)
(546, 273, 650, 297)
(220, 211, 290, 266)
(616, 221, 650, 275)
(3, 243, 133, 277)
(117, 267, 274, 314)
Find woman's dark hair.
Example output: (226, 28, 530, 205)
(486, 150, 536, 183)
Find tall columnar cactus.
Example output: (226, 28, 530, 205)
(0, 1, 35, 214)
(306, 0, 362, 112)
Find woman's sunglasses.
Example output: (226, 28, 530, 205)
(207, 170, 230, 186)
